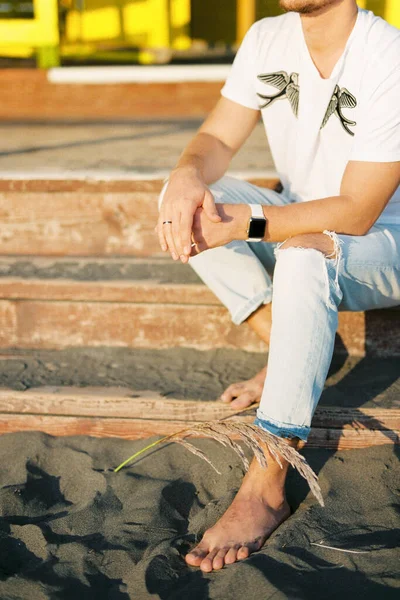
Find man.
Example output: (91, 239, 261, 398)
(157, 0, 400, 573)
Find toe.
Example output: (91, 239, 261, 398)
(237, 546, 250, 560)
(212, 548, 229, 571)
(185, 543, 209, 567)
(224, 546, 240, 565)
(230, 392, 255, 409)
(200, 549, 219, 572)
(220, 383, 244, 403)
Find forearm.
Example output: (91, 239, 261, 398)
(172, 132, 233, 185)
(263, 195, 373, 241)
(229, 195, 374, 243)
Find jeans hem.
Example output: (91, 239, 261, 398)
(231, 290, 272, 325)
(254, 416, 310, 442)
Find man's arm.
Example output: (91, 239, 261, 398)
(190, 160, 400, 251)
(157, 97, 260, 262)
(262, 160, 400, 240)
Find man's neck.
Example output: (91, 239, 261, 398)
(301, 0, 359, 72)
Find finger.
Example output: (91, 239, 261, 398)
(189, 243, 200, 258)
(156, 221, 168, 252)
(164, 221, 179, 260)
(158, 182, 174, 253)
(189, 230, 207, 257)
(173, 210, 192, 263)
(180, 211, 195, 258)
(172, 211, 183, 259)
(191, 241, 207, 255)
(203, 190, 221, 223)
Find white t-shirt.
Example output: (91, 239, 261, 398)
(221, 8, 400, 224)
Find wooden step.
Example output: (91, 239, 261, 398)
(0, 181, 163, 258)
(1, 70, 222, 120)
(0, 177, 278, 257)
(0, 257, 399, 355)
(0, 387, 397, 450)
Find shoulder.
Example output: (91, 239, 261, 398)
(246, 13, 296, 41)
(245, 12, 298, 53)
(360, 10, 400, 68)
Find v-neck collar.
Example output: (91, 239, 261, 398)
(296, 7, 362, 82)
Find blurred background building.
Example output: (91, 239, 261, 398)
(0, 0, 399, 68)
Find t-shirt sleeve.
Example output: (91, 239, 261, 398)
(350, 64, 400, 162)
(220, 23, 260, 110)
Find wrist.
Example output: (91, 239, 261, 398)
(170, 164, 203, 181)
(219, 204, 251, 241)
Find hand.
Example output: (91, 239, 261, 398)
(191, 204, 249, 255)
(156, 167, 221, 263)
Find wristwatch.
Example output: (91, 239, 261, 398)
(246, 204, 267, 242)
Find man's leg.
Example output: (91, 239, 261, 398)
(221, 232, 338, 408)
(185, 439, 295, 572)
(186, 223, 400, 571)
(186, 232, 342, 571)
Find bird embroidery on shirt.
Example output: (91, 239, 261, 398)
(321, 85, 357, 136)
(257, 71, 300, 116)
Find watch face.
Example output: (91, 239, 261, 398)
(249, 217, 266, 239)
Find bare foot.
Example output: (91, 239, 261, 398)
(185, 488, 290, 572)
(220, 366, 267, 409)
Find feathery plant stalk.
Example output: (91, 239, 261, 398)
(114, 403, 255, 473)
(114, 404, 324, 507)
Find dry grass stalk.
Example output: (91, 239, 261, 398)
(169, 422, 324, 507)
(115, 418, 324, 507)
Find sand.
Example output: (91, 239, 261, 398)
(0, 348, 399, 410)
(0, 432, 398, 599)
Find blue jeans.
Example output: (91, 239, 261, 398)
(160, 176, 400, 441)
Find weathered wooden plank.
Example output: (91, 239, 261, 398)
(0, 278, 219, 306)
(305, 428, 399, 449)
(0, 180, 165, 193)
(0, 293, 399, 355)
(0, 297, 398, 355)
(0, 300, 267, 352)
(0, 178, 279, 193)
(0, 414, 397, 450)
(0, 70, 223, 119)
(0, 301, 17, 347)
(0, 191, 160, 256)
(0, 388, 399, 431)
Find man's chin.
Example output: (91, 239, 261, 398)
(279, 0, 335, 15)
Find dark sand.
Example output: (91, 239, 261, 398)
(0, 432, 398, 599)
(0, 347, 399, 409)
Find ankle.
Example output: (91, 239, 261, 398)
(254, 365, 267, 382)
(239, 478, 287, 509)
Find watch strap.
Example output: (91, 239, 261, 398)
(249, 204, 265, 219)
(247, 204, 266, 242)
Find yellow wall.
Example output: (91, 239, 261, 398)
(0, 0, 59, 46)
(65, 0, 190, 49)
(0, 0, 398, 65)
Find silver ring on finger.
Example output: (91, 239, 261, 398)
(162, 220, 173, 225)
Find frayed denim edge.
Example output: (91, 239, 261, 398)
(254, 416, 310, 442)
(231, 289, 272, 325)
